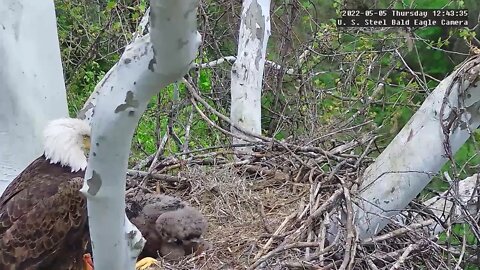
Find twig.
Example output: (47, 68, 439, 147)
(306, 189, 343, 225)
(315, 212, 328, 265)
(132, 153, 154, 170)
(362, 219, 436, 245)
(306, 169, 316, 259)
(310, 162, 347, 219)
(184, 77, 312, 168)
(305, 120, 373, 146)
(244, 165, 290, 181)
(354, 135, 378, 168)
(127, 169, 184, 183)
(283, 261, 322, 269)
(258, 203, 273, 234)
(329, 133, 374, 155)
(175, 143, 259, 157)
(394, 49, 429, 92)
(189, 55, 299, 75)
(141, 129, 170, 186)
(308, 226, 341, 262)
(454, 224, 467, 270)
(338, 176, 357, 270)
(181, 106, 195, 158)
(189, 96, 255, 142)
(167, 84, 185, 149)
(248, 241, 336, 270)
(298, 161, 346, 223)
(253, 212, 297, 261)
(389, 243, 420, 270)
(366, 259, 380, 270)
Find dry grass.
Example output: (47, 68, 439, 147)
(140, 165, 312, 269)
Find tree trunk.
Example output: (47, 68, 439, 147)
(412, 173, 479, 236)
(0, 0, 68, 194)
(342, 56, 480, 240)
(230, 0, 271, 156)
(79, 0, 201, 269)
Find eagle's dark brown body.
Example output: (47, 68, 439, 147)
(0, 155, 89, 270)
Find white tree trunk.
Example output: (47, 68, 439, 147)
(79, 0, 200, 269)
(414, 173, 479, 235)
(230, 0, 271, 155)
(349, 57, 480, 240)
(0, 0, 68, 194)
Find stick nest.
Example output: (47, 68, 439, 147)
(125, 130, 470, 270)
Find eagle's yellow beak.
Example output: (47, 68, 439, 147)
(82, 135, 91, 155)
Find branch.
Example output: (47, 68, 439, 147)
(79, 1, 201, 269)
(333, 55, 480, 240)
(190, 55, 298, 75)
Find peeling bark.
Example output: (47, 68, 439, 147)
(230, 0, 271, 156)
(79, 1, 200, 269)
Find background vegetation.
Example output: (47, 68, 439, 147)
(55, 0, 480, 179)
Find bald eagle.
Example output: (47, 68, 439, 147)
(0, 118, 92, 270)
(0, 117, 200, 270)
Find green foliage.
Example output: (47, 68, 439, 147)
(55, 0, 140, 116)
(135, 109, 157, 155)
(438, 223, 477, 246)
(198, 69, 213, 92)
(67, 61, 106, 115)
(437, 224, 478, 269)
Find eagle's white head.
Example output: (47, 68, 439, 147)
(43, 118, 91, 172)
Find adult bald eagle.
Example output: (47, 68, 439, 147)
(0, 118, 92, 270)
(0, 117, 202, 270)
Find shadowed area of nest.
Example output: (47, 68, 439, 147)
(126, 192, 209, 261)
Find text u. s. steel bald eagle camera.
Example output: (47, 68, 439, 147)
(0, 118, 208, 270)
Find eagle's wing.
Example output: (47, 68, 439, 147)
(0, 157, 88, 270)
(0, 157, 55, 222)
